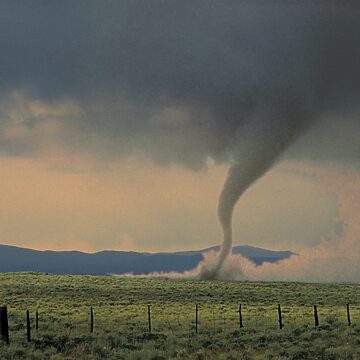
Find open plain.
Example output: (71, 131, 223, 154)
(0, 273, 359, 359)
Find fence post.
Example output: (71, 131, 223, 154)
(0, 306, 9, 344)
(278, 304, 283, 329)
(35, 309, 39, 331)
(195, 304, 198, 334)
(347, 304, 351, 327)
(90, 307, 94, 333)
(313, 305, 319, 327)
(26, 310, 31, 342)
(238, 304, 244, 328)
(147, 305, 151, 333)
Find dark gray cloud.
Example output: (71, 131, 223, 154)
(0, 1, 360, 167)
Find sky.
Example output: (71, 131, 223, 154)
(0, 1, 360, 254)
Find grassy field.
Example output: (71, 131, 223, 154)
(0, 273, 359, 359)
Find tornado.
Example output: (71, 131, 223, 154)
(200, 103, 314, 279)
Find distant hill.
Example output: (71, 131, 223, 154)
(0, 244, 295, 275)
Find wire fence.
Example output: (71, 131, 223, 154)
(1, 303, 359, 344)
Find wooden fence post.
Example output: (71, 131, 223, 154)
(278, 304, 283, 329)
(90, 307, 94, 333)
(0, 306, 9, 344)
(26, 310, 31, 342)
(147, 305, 151, 333)
(35, 309, 39, 331)
(347, 304, 351, 327)
(195, 304, 198, 334)
(313, 305, 319, 327)
(238, 304, 244, 328)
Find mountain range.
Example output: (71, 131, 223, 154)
(0, 244, 295, 275)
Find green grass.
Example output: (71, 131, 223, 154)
(0, 273, 359, 359)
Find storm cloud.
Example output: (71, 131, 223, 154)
(0, 1, 360, 168)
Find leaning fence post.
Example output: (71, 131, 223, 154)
(313, 305, 319, 327)
(238, 304, 244, 328)
(0, 306, 9, 344)
(147, 305, 151, 333)
(195, 304, 198, 334)
(278, 304, 283, 329)
(90, 307, 94, 333)
(347, 304, 351, 326)
(26, 310, 31, 342)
